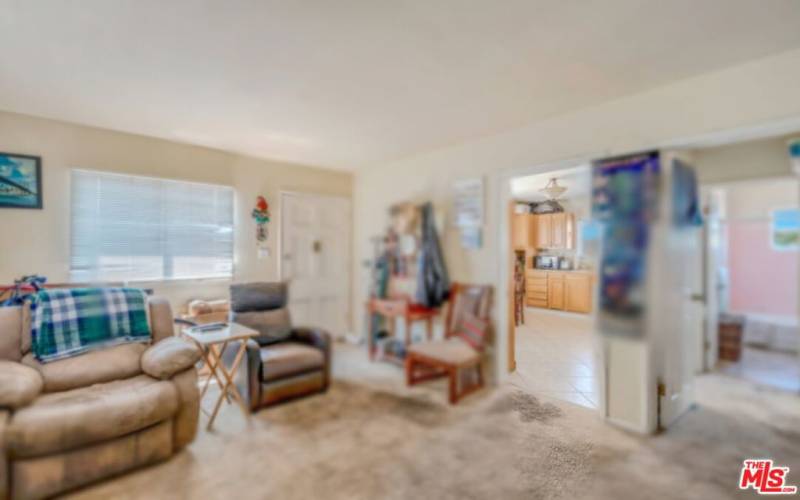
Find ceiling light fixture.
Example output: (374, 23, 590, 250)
(540, 177, 567, 200)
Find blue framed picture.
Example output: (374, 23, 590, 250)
(0, 152, 42, 209)
(771, 208, 799, 251)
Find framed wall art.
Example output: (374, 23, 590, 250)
(0, 152, 42, 209)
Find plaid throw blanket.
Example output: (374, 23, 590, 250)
(30, 288, 151, 363)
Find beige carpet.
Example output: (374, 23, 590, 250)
(65, 366, 800, 500)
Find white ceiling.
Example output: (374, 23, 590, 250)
(2, 1, 800, 171)
(511, 165, 591, 202)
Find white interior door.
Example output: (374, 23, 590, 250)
(280, 192, 351, 338)
(686, 226, 706, 375)
(658, 156, 701, 429)
(701, 188, 723, 372)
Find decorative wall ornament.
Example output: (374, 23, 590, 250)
(251, 195, 271, 242)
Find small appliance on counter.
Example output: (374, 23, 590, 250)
(534, 255, 559, 269)
(558, 257, 573, 270)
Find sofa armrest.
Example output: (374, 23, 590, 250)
(244, 339, 262, 410)
(291, 327, 330, 352)
(148, 296, 176, 343)
(0, 360, 42, 409)
(291, 327, 331, 389)
(141, 337, 201, 380)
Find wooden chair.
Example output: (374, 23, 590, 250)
(405, 283, 492, 404)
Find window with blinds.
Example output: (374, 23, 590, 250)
(70, 169, 234, 282)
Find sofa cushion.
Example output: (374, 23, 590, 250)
(407, 337, 480, 366)
(230, 282, 287, 312)
(235, 308, 292, 345)
(0, 306, 23, 362)
(11, 419, 173, 500)
(21, 343, 147, 393)
(141, 337, 200, 380)
(0, 361, 42, 409)
(6, 374, 178, 458)
(260, 342, 324, 382)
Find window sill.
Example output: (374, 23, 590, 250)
(127, 276, 233, 286)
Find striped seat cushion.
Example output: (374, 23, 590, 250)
(454, 313, 488, 351)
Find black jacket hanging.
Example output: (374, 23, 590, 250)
(415, 202, 450, 308)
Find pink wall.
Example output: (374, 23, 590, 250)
(728, 221, 798, 316)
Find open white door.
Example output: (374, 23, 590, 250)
(701, 188, 723, 372)
(658, 154, 702, 429)
(280, 192, 351, 338)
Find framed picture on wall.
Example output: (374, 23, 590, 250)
(771, 208, 800, 251)
(0, 152, 42, 209)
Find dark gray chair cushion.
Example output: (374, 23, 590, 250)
(230, 282, 288, 313)
(232, 307, 292, 345)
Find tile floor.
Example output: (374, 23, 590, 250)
(718, 345, 800, 393)
(509, 307, 599, 409)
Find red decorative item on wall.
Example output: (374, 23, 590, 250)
(251, 196, 271, 242)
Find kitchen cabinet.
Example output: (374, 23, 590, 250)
(550, 213, 566, 248)
(547, 274, 565, 310)
(565, 214, 575, 250)
(532, 213, 575, 250)
(535, 214, 552, 248)
(565, 273, 592, 313)
(512, 213, 535, 250)
(525, 270, 548, 308)
(524, 270, 593, 314)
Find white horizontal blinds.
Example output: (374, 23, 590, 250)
(70, 170, 234, 282)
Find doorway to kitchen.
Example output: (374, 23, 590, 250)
(507, 164, 601, 409)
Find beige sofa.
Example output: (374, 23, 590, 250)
(0, 297, 201, 500)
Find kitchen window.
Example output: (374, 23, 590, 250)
(70, 169, 234, 282)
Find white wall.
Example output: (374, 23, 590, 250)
(354, 48, 800, 390)
(721, 177, 798, 318)
(0, 111, 353, 311)
(694, 135, 795, 184)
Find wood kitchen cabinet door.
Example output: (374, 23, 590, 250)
(564, 213, 575, 249)
(565, 274, 592, 313)
(535, 214, 552, 249)
(512, 214, 530, 250)
(551, 213, 566, 248)
(547, 274, 565, 310)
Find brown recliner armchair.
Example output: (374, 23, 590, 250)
(229, 283, 331, 410)
(0, 297, 200, 500)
